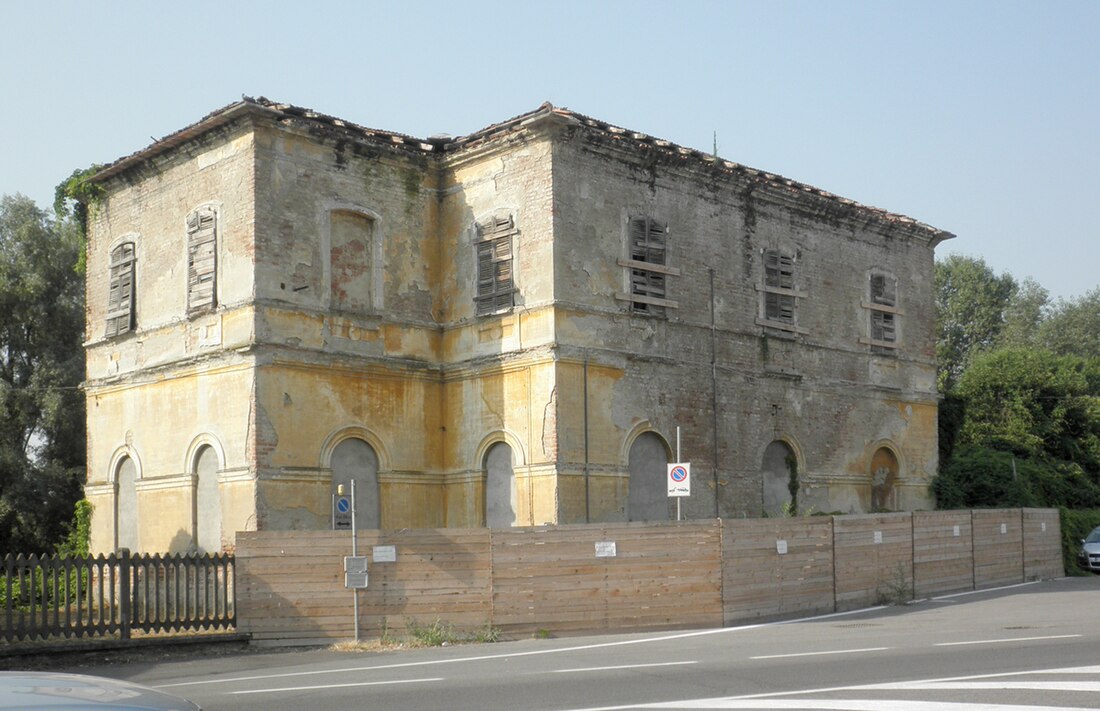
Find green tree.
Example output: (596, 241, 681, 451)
(999, 277, 1049, 350)
(934, 347, 1100, 509)
(0, 194, 85, 554)
(935, 255, 1017, 391)
(1040, 288, 1100, 360)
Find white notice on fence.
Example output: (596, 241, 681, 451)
(873, 531, 883, 544)
(776, 540, 788, 555)
(373, 545, 396, 563)
(595, 541, 617, 558)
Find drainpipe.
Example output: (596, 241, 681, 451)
(584, 356, 590, 523)
(710, 268, 720, 518)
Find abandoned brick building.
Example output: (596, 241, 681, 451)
(82, 97, 953, 554)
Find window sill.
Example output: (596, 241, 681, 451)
(861, 301, 905, 315)
(755, 318, 807, 335)
(615, 292, 679, 309)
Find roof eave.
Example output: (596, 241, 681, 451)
(90, 100, 273, 185)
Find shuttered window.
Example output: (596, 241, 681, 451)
(765, 251, 794, 290)
(865, 273, 900, 354)
(187, 208, 217, 313)
(870, 273, 895, 308)
(871, 310, 897, 344)
(105, 242, 136, 338)
(475, 215, 516, 316)
(628, 217, 668, 316)
(761, 250, 798, 325)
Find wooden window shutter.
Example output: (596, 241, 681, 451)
(871, 274, 896, 307)
(628, 217, 668, 315)
(765, 251, 794, 290)
(475, 216, 516, 316)
(106, 242, 136, 337)
(872, 310, 896, 343)
(187, 208, 217, 313)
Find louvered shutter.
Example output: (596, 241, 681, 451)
(871, 274, 896, 307)
(629, 217, 668, 314)
(765, 251, 794, 290)
(106, 242, 135, 337)
(187, 208, 217, 313)
(476, 216, 516, 316)
(872, 311, 896, 343)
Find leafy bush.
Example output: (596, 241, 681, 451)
(933, 445, 1100, 510)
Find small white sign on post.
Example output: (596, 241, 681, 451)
(344, 556, 369, 589)
(667, 462, 691, 497)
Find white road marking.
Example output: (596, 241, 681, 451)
(158, 580, 1052, 692)
(897, 680, 1100, 691)
(552, 662, 698, 674)
(935, 634, 1080, 646)
(558, 665, 1100, 711)
(228, 676, 443, 695)
(632, 702, 1092, 709)
(750, 647, 889, 660)
(157, 605, 886, 689)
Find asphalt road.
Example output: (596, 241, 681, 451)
(63, 575, 1100, 710)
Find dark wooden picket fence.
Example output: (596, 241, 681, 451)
(2, 549, 234, 643)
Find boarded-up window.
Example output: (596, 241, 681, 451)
(105, 242, 135, 337)
(871, 273, 896, 308)
(765, 251, 794, 290)
(868, 273, 899, 354)
(330, 210, 373, 313)
(475, 216, 516, 316)
(187, 208, 217, 313)
(762, 250, 797, 325)
(629, 217, 668, 316)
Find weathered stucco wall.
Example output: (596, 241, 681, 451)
(549, 128, 940, 517)
(85, 120, 259, 554)
(84, 101, 946, 553)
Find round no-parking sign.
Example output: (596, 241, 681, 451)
(667, 462, 691, 497)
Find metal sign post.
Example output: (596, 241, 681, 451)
(338, 482, 368, 642)
(351, 479, 359, 642)
(668, 426, 691, 520)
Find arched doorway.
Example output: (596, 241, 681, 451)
(116, 456, 139, 552)
(331, 438, 380, 529)
(762, 440, 798, 516)
(627, 432, 669, 522)
(484, 442, 516, 528)
(194, 445, 221, 552)
(871, 446, 899, 512)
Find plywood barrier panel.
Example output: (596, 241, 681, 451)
(722, 518, 834, 623)
(972, 509, 1024, 589)
(912, 511, 973, 597)
(237, 529, 491, 641)
(833, 513, 913, 611)
(490, 520, 722, 634)
(1022, 508, 1063, 580)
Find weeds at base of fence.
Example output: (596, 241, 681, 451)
(331, 618, 500, 653)
(875, 562, 915, 606)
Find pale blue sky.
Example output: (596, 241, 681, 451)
(2, 0, 1096, 300)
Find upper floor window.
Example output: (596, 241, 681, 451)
(475, 215, 516, 316)
(616, 216, 679, 316)
(757, 249, 805, 332)
(186, 207, 217, 314)
(105, 242, 136, 338)
(863, 272, 901, 354)
(330, 210, 374, 314)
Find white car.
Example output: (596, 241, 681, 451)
(1079, 525, 1100, 573)
(0, 672, 200, 710)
